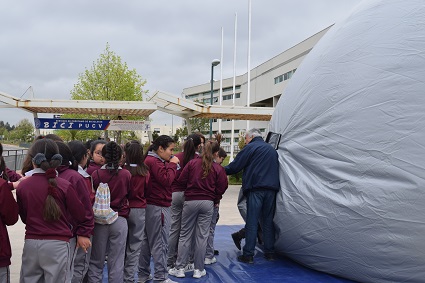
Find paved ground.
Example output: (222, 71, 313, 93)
(8, 185, 244, 282)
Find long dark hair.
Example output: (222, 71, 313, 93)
(102, 141, 122, 174)
(124, 140, 149, 176)
(90, 140, 107, 156)
(68, 140, 89, 166)
(145, 135, 175, 157)
(182, 133, 202, 166)
(202, 141, 220, 179)
(30, 139, 63, 221)
(56, 141, 78, 171)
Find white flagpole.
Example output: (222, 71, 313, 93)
(230, 12, 237, 162)
(218, 27, 224, 133)
(246, 0, 252, 131)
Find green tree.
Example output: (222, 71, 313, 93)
(9, 119, 34, 142)
(152, 131, 159, 142)
(188, 117, 209, 134)
(70, 43, 148, 143)
(174, 126, 188, 143)
(55, 128, 102, 142)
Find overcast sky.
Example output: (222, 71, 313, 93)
(0, 0, 362, 128)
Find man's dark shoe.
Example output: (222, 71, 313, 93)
(231, 232, 242, 250)
(237, 255, 254, 264)
(264, 253, 276, 261)
(214, 250, 219, 255)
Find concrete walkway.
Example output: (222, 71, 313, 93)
(8, 185, 244, 282)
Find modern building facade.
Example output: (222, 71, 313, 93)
(182, 26, 331, 145)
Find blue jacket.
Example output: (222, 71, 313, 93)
(225, 136, 280, 193)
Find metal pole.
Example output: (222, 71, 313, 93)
(209, 63, 214, 140)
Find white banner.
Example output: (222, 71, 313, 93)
(107, 120, 151, 131)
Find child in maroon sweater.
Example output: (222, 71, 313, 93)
(86, 140, 106, 176)
(56, 141, 94, 283)
(123, 140, 150, 283)
(169, 141, 228, 279)
(0, 143, 19, 283)
(17, 139, 86, 283)
(138, 135, 179, 283)
(88, 141, 131, 283)
(68, 140, 95, 283)
(167, 133, 203, 270)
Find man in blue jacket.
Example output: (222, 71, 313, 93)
(225, 128, 280, 263)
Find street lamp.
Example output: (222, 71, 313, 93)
(209, 59, 220, 140)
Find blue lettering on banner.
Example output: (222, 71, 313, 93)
(34, 118, 110, 130)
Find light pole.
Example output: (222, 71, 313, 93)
(210, 59, 220, 140)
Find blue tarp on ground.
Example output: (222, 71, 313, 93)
(103, 225, 356, 282)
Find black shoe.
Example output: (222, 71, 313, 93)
(214, 250, 219, 255)
(231, 232, 242, 250)
(264, 253, 276, 261)
(237, 255, 254, 264)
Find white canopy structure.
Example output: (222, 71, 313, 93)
(0, 90, 273, 121)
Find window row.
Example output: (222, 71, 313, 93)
(274, 68, 297, 84)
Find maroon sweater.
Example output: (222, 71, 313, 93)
(177, 159, 228, 203)
(86, 161, 102, 176)
(16, 171, 86, 242)
(145, 154, 178, 207)
(6, 167, 22, 182)
(57, 166, 94, 237)
(171, 152, 200, 193)
(126, 170, 149, 208)
(0, 179, 18, 267)
(91, 167, 131, 218)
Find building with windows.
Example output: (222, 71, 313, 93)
(182, 26, 331, 145)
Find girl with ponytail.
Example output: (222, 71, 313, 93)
(167, 133, 202, 270)
(123, 140, 150, 283)
(56, 141, 94, 283)
(16, 138, 86, 283)
(168, 141, 228, 279)
(138, 135, 179, 283)
(88, 141, 131, 283)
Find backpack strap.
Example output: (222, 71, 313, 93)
(96, 169, 116, 184)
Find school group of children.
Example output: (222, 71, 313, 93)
(0, 132, 229, 283)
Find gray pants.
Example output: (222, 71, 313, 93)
(87, 216, 128, 283)
(20, 239, 70, 283)
(71, 236, 92, 283)
(0, 266, 10, 283)
(176, 200, 214, 271)
(167, 191, 185, 267)
(138, 204, 171, 282)
(124, 208, 146, 283)
(205, 205, 219, 259)
(65, 237, 78, 283)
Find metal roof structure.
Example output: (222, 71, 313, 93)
(149, 91, 274, 121)
(0, 91, 157, 117)
(0, 90, 274, 121)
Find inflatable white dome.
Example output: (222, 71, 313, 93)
(270, 1, 425, 282)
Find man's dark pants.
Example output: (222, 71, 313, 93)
(243, 189, 276, 257)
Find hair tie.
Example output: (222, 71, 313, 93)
(32, 153, 47, 165)
(45, 168, 57, 179)
(51, 154, 63, 164)
(129, 163, 138, 167)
